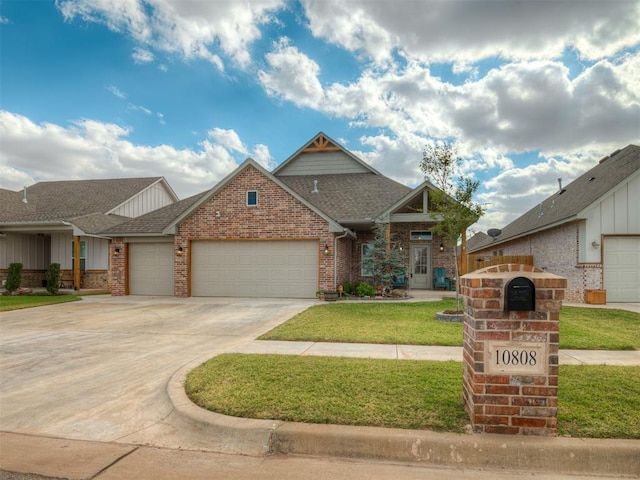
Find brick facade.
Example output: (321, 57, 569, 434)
(174, 165, 336, 296)
(461, 264, 567, 436)
(472, 222, 593, 303)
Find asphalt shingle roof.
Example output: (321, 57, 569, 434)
(470, 144, 640, 252)
(102, 192, 208, 235)
(278, 173, 412, 222)
(0, 178, 163, 223)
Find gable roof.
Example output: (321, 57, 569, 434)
(102, 192, 208, 235)
(0, 177, 173, 235)
(273, 132, 382, 176)
(469, 144, 640, 252)
(162, 158, 348, 234)
(279, 174, 411, 224)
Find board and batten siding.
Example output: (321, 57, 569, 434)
(110, 182, 175, 218)
(579, 172, 640, 263)
(276, 151, 371, 176)
(0, 233, 50, 269)
(50, 233, 109, 270)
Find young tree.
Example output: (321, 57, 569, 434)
(362, 223, 407, 293)
(420, 142, 485, 310)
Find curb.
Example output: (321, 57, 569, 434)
(168, 364, 640, 477)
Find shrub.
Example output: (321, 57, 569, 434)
(356, 282, 377, 297)
(46, 263, 61, 295)
(5, 263, 23, 293)
(341, 280, 356, 295)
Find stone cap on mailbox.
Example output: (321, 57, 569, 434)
(460, 264, 567, 315)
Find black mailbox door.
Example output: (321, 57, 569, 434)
(505, 277, 535, 311)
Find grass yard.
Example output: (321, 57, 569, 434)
(0, 293, 81, 311)
(259, 300, 640, 350)
(185, 354, 640, 439)
(259, 300, 463, 346)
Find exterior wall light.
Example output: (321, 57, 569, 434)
(323, 244, 330, 256)
(591, 240, 600, 248)
(114, 247, 121, 256)
(177, 246, 184, 256)
(439, 243, 445, 252)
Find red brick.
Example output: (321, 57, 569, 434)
(511, 417, 547, 428)
(485, 385, 520, 395)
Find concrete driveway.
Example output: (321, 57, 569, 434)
(0, 295, 314, 445)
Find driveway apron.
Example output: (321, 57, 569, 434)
(0, 295, 314, 444)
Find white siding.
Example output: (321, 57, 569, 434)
(276, 152, 371, 176)
(579, 173, 640, 263)
(0, 234, 49, 269)
(85, 237, 109, 270)
(51, 233, 74, 269)
(110, 183, 175, 218)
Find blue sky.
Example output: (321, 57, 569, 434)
(1, 0, 639, 234)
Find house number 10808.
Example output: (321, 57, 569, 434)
(495, 349, 537, 366)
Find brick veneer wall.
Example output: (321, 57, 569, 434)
(461, 264, 567, 436)
(472, 222, 589, 302)
(349, 222, 454, 286)
(110, 239, 126, 296)
(175, 165, 336, 296)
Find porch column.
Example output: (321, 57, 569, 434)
(73, 235, 81, 290)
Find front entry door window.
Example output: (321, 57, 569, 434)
(410, 245, 431, 289)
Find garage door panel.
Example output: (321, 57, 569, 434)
(192, 240, 318, 298)
(129, 243, 174, 296)
(604, 236, 640, 302)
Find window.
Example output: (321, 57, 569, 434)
(361, 243, 374, 276)
(246, 190, 258, 206)
(71, 240, 86, 271)
(410, 231, 432, 240)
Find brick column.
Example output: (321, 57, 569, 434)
(461, 264, 567, 436)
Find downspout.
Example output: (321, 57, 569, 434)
(333, 229, 351, 289)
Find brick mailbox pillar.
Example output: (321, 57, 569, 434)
(460, 264, 567, 436)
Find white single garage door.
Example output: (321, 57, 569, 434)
(603, 236, 640, 302)
(129, 243, 174, 295)
(191, 240, 318, 298)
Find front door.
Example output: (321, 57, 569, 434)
(410, 244, 431, 289)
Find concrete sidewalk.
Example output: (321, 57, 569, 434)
(230, 340, 640, 365)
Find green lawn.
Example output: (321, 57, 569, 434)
(259, 300, 640, 350)
(0, 294, 81, 311)
(186, 354, 640, 439)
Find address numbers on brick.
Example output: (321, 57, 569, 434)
(486, 341, 547, 375)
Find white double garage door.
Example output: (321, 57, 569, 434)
(129, 240, 319, 298)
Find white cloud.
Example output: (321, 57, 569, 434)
(208, 128, 249, 155)
(56, 0, 286, 69)
(302, 0, 640, 64)
(0, 16, 9, 24)
(0, 111, 251, 198)
(258, 38, 325, 108)
(107, 84, 127, 99)
(132, 46, 154, 63)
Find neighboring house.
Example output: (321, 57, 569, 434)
(468, 144, 640, 303)
(0, 178, 178, 290)
(104, 132, 459, 298)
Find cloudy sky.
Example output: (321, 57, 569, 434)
(1, 0, 639, 234)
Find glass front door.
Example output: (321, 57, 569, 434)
(410, 244, 431, 289)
